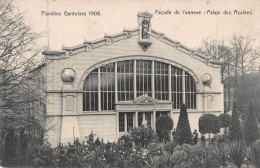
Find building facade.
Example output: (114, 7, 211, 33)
(43, 12, 224, 146)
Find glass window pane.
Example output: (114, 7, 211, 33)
(119, 113, 125, 132)
(127, 113, 133, 131)
(138, 113, 143, 127)
(155, 62, 169, 100)
(117, 61, 134, 101)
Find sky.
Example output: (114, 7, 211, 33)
(14, 0, 259, 53)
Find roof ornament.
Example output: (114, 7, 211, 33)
(157, 33, 165, 42)
(85, 43, 93, 52)
(176, 42, 181, 50)
(105, 37, 113, 45)
(123, 29, 132, 39)
(137, 11, 153, 52)
(65, 51, 70, 58)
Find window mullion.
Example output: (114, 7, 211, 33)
(115, 62, 118, 102)
(152, 61, 154, 98)
(189, 75, 191, 108)
(98, 68, 101, 112)
(134, 60, 136, 98)
(143, 61, 144, 94)
(124, 113, 127, 133)
(168, 65, 171, 101)
(124, 63, 127, 100)
(182, 70, 185, 104)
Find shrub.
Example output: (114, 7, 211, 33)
(169, 144, 221, 168)
(245, 140, 260, 168)
(228, 140, 246, 168)
(125, 151, 147, 168)
(164, 141, 177, 155)
(118, 134, 133, 151)
(175, 104, 193, 145)
(218, 113, 231, 134)
(229, 103, 243, 141)
(128, 126, 157, 148)
(155, 115, 173, 142)
(199, 113, 220, 142)
(200, 135, 206, 144)
(244, 102, 260, 145)
(216, 142, 229, 167)
(2, 127, 18, 166)
(170, 144, 199, 168)
(147, 142, 164, 157)
(28, 142, 55, 167)
(156, 151, 172, 168)
(194, 144, 220, 168)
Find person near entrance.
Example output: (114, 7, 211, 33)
(193, 129, 198, 145)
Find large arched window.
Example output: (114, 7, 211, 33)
(83, 59, 197, 111)
(83, 69, 98, 111)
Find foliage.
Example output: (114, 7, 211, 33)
(1, 126, 38, 167)
(200, 135, 206, 144)
(229, 104, 244, 141)
(128, 126, 157, 148)
(170, 144, 198, 168)
(198, 35, 260, 113)
(164, 141, 177, 155)
(199, 113, 220, 141)
(0, 1, 46, 166)
(155, 151, 172, 168)
(3, 129, 259, 168)
(125, 150, 147, 168)
(218, 113, 231, 129)
(214, 134, 230, 144)
(244, 102, 260, 145)
(28, 142, 55, 167)
(170, 144, 219, 168)
(175, 104, 193, 145)
(155, 115, 173, 142)
(228, 140, 246, 168)
(194, 144, 221, 168)
(245, 140, 260, 168)
(28, 132, 107, 168)
(118, 134, 133, 150)
(1, 127, 18, 166)
(216, 142, 230, 167)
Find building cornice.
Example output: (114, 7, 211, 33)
(42, 27, 223, 66)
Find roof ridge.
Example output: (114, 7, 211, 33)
(43, 27, 223, 66)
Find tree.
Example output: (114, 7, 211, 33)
(2, 127, 17, 166)
(198, 36, 260, 112)
(155, 115, 173, 142)
(230, 34, 260, 104)
(229, 103, 243, 141)
(218, 113, 231, 134)
(175, 104, 192, 144)
(198, 39, 234, 81)
(0, 0, 46, 165)
(244, 102, 260, 145)
(199, 114, 220, 142)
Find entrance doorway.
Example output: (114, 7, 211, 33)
(138, 112, 152, 128)
(118, 111, 171, 135)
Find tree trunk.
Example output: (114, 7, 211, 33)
(228, 62, 231, 111)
